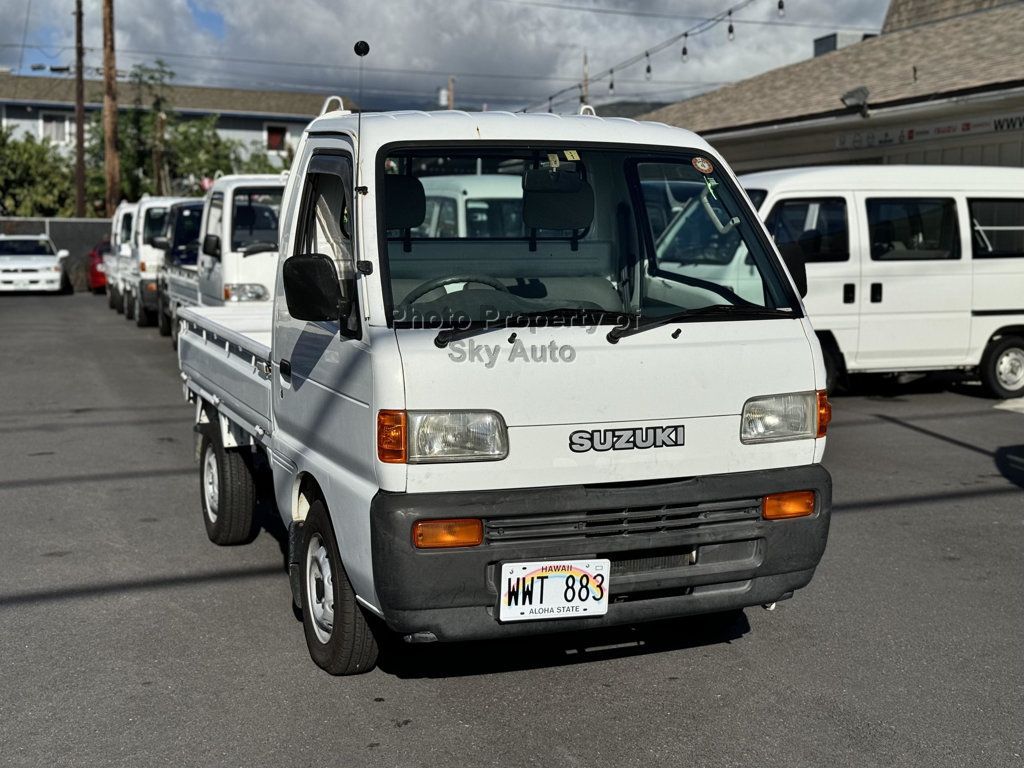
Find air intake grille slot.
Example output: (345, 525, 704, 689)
(484, 498, 760, 544)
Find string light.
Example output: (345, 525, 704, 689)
(727, 10, 735, 40)
(778, 0, 785, 17)
(644, 51, 652, 80)
(681, 32, 688, 62)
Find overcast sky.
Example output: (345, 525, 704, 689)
(1, 0, 890, 111)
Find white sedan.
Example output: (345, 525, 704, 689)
(0, 235, 71, 294)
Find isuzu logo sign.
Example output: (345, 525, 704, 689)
(569, 425, 686, 453)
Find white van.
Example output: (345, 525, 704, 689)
(416, 174, 526, 238)
(177, 109, 833, 675)
(740, 166, 1024, 398)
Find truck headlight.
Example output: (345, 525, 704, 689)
(741, 391, 824, 443)
(378, 410, 508, 463)
(223, 283, 268, 302)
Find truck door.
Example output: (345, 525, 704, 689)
(763, 194, 859, 362)
(198, 192, 224, 306)
(272, 148, 375, 485)
(854, 193, 971, 368)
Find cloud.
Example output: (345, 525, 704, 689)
(3, 0, 890, 111)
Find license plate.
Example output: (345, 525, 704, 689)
(13, 280, 29, 289)
(499, 559, 610, 622)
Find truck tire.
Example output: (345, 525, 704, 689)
(980, 335, 1024, 399)
(199, 432, 258, 545)
(301, 499, 379, 675)
(115, 287, 125, 314)
(170, 306, 180, 350)
(107, 286, 116, 309)
(125, 289, 136, 320)
(157, 295, 172, 336)
(135, 293, 155, 327)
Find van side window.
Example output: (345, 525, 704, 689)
(764, 198, 849, 263)
(295, 155, 360, 338)
(969, 198, 1024, 259)
(867, 198, 959, 261)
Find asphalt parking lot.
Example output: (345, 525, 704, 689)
(1, 292, 1021, 768)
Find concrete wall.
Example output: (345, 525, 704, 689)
(1, 217, 111, 291)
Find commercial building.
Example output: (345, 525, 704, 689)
(645, 0, 1024, 172)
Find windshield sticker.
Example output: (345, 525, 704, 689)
(547, 153, 560, 168)
(692, 156, 714, 174)
(564, 149, 581, 161)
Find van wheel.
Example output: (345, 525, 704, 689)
(199, 431, 258, 545)
(981, 336, 1024, 399)
(301, 499, 379, 675)
(157, 296, 172, 336)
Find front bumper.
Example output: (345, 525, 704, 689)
(370, 464, 831, 641)
(0, 274, 61, 292)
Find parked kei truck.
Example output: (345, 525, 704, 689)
(105, 200, 136, 313)
(163, 174, 285, 346)
(177, 109, 833, 675)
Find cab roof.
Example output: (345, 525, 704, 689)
(740, 165, 1024, 194)
(209, 173, 287, 193)
(305, 110, 716, 157)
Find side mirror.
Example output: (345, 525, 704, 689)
(56, 249, 69, 260)
(202, 234, 221, 259)
(152, 235, 170, 251)
(282, 253, 351, 322)
(777, 242, 807, 298)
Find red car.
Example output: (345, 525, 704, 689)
(87, 240, 111, 293)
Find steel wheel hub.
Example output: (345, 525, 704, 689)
(996, 347, 1024, 391)
(306, 533, 334, 643)
(203, 443, 219, 523)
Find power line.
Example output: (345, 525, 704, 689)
(12, 0, 33, 99)
(476, 0, 879, 31)
(522, 0, 761, 111)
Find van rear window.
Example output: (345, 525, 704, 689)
(969, 198, 1024, 259)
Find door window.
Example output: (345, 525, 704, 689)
(969, 198, 1024, 259)
(764, 197, 849, 262)
(207, 194, 223, 239)
(866, 198, 959, 261)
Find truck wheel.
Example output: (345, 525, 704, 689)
(115, 288, 125, 314)
(157, 296, 172, 336)
(125, 290, 136, 320)
(199, 432, 258, 545)
(301, 499, 379, 675)
(170, 306, 180, 349)
(981, 336, 1024, 399)
(107, 286, 116, 309)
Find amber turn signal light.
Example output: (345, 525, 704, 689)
(762, 490, 816, 520)
(412, 518, 483, 549)
(377, 410, 407, 463)
(816, 390, 832, 438)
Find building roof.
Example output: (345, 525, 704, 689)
(0, 72, 339, 119)
(882, 0, 1009, 31)
(643, 2, 1024, 136)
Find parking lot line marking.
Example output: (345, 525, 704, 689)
(994, 400, 1024, 414)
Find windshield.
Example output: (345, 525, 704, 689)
(143, 207, 168, 244)
(173, 205, 203, 246)
(380, 147, 792, 327)
(0, 239, 54, 256)
(231, 187, 282, 250)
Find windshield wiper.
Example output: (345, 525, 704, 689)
(606, 304, 792, 344)
(433, 307, 623, 348)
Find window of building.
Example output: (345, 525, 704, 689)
(266, 124, 288, 152)
(866, 198, 959, 261)
(41, 113, 68, 144)
(969, 198, 1024, 259)
(764, 197, 849, 262)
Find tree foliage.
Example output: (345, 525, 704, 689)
(0, 126, 75, 217)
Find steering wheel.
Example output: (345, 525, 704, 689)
(400, 274, 510, 306)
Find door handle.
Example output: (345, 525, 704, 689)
(279, 359, 292, 381)
(870, 283, 883, 303)
(843, 283, 856, 304)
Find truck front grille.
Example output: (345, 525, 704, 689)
(484, 498, 760, 544)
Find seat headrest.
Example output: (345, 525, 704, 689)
(522, 180, 595, 231)
(385, 175, 426, 230)
(234, 206, 256, 228)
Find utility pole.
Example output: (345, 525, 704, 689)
(447, 76, 455, 110)
(102, 0, 120, 216)
(73, 0, 86, 217)
(153, 110, 166, 195)
(581, 49, 589, 105)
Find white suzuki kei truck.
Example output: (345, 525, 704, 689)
(177, 109, 833, 675)
(741, 166, 1024, 398)
(105, 200, 137, 312)
(123, 195, 188, 326)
